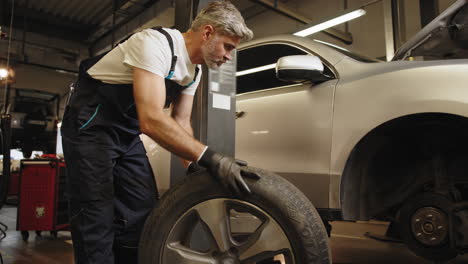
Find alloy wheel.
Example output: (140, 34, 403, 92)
(162, 198, 294, 264)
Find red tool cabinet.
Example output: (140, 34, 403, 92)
(16, 159, 69, 241)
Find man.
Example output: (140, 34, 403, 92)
(61, 1, 254, 263)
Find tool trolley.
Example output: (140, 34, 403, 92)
(16, 159, 69, 241)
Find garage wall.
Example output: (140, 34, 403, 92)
(0, 63, 75, 119)
(439, 0, 458, 11)
(0, 27, 86, 115)
(10, 66, 75, 95)
(0, 28, 87, 72)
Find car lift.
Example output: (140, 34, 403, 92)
(170, 0, 237, 185)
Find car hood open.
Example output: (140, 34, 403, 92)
(393, 0, 468, 61)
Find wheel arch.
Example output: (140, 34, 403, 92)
(339, 112, 468, 221)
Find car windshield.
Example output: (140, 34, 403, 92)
(313, 39, 380, 63)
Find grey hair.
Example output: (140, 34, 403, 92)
(190, 1, 253, 41)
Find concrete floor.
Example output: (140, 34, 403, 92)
(329, 221, 468, 264)
(1, 205, 468, 264)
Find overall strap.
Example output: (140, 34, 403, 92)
(184, 66, 200, 88)
(152, 26, 177, 79)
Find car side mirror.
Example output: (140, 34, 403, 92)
(276, 55, 333, 83)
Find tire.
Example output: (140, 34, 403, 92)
(139, 167, 331, 264)
(398, 193, 457, 261)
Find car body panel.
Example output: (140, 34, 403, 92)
(236, 80, 337, 208)
(330, 57, 468, 208)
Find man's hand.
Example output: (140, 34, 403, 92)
(186, 162, 203, 174)
(198, 148, 259, 196)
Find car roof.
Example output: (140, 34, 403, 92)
(238, 34, 347, 66)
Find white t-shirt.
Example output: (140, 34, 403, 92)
(87, 28, 201, 96)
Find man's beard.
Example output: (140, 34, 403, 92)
(202, 37, 224, 70)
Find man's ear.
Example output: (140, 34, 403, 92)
(201, 24, 215, 41)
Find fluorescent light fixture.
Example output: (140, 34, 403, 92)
(236, 63, 276, 77)
(0, 68, 8, 79)
(294, 9, 366, 37)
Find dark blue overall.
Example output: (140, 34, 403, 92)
(61, 27, 198, 264)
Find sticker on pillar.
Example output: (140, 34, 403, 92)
(210, 81, 220, 92)
(212, 93, 231, 110)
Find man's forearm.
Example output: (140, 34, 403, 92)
(173, 117, 195, 167)
(140, 113, 205, 162)
(175, 118, 194, 137)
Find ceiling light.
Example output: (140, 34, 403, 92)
(0, 68, 8, 79)
(236, 63, 276, 77)
(251, 130, 270, 135)
(0, 67, 15, 84)
(294, 9, 366, 37)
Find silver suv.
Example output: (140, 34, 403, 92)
(146, 0, 468, 261)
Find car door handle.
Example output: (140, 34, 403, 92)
(235, 111, 246, 119)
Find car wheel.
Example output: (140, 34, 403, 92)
(139, 167, 331, 264)
(398, 193, 457, 261)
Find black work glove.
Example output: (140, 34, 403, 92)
(186, 162, 203, 175)
(198, 148, 259, 196)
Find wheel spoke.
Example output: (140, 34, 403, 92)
(166, 242, 215, 264)
(239, 218, 291, 261)
(195, 199, 232, 252)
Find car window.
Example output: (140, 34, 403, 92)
(236, 44, 307, 94)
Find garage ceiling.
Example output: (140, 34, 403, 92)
(0, 0, 262, 73)
(2, 0, 160, 44)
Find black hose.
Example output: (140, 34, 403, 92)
(0, 225, 5, 240)
(0, 126, 4, 264)
(0, 187, 7, 264)
(0, 126, 4, 210)
(0, 217, 6, 264)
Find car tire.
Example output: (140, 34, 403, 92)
(139, 167, 331, 264)
(398, 193, 457, 261)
